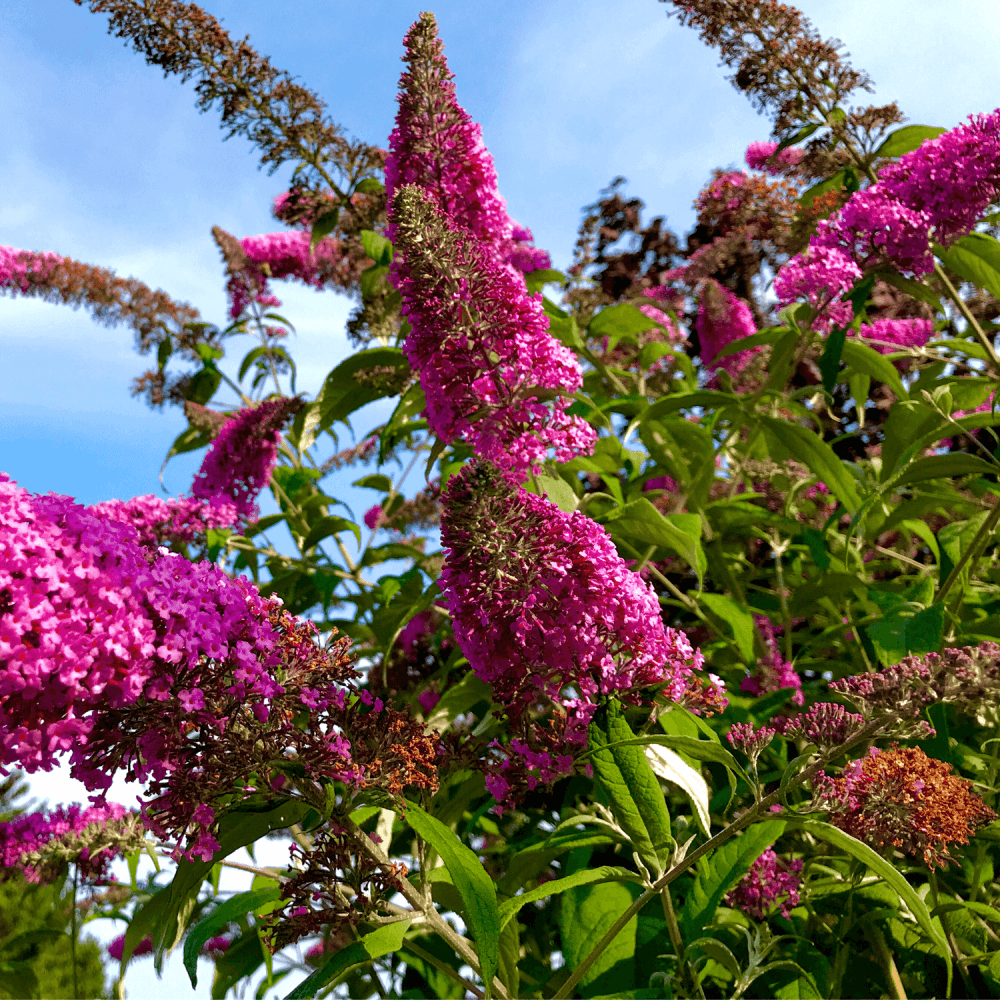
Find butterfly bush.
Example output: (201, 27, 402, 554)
(741, 615, 804, 706)
(745, 141, 804, 174)
(696, 278, 759, 383)
(725, 848, 803, 918)
(391, 186, 595, 476)
(0, 802, 144, 885)
(384, 12, 549, 275)
(439, 463, 721, 795)
(190, 397, 302, 519)
(221, 229, 354, 319)
(776, 109, 1000, 324)
(90, 494, 240, 549)
(857, 316, 934, 354)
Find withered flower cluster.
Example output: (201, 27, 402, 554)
(76, 0, 380, 193)
(267, 824, 409, 951)
(80, 610, 440, 860)
(658, 0, 903, 149)
(821, 746, 996, 869)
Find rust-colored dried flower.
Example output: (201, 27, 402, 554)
(824, 746, 995, 869)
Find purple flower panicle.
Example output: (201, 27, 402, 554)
(725, 848, 802, 919)
(390, 186, 594, 476)
(191, 397, 302, 519)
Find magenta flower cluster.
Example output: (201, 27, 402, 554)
(190, 398, 298, 519)
(857, 317, 933, 355)
(91, 494, 240, 549)
(225, 230, 350, 319)
(745, 141, 804, 174)
(384, 13, 550, 276)
(741, 616, 804, 706)
(440, 464, 710, 750)
(696, 279, 759, 382)
(0, 802, 135, 884)
(725, 848, 802, 919)
(391, 189, 595, 476)
(776, 110, 1000, 327)
(0, 246, 62, 291)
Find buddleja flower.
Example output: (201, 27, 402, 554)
(819, 745, 996, 869)
(80, 610, 440, 862)
(385, 12, 548, 273)
(773, 702, 865, 749)
(213, 227, 357, 319)
(745, 141, 804, 174)
(696, 279, 759, 384)
(0, 803, 145, 885)
(725, 848, 802, 919)
(90, 494, 240, 550)
(773, 245, 860, 332)
(190, 397, 303, 519)
(440, 462, 709, 752)
(741, 616, 803, 706)
(776, 109, 1000, 314)
(857, 317, 933, 355)
(391, 186, 594, 475)
(831, 642, 1000, 730)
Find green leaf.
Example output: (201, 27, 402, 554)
(301, 515, 361, 550)
(403, 802, 500, 996)
(876, 269, 943, 311)
(360, 229, 393, 265)
(895, 453, 998, 487)
(798, 170, 846, 210)
(183, 887, 281, 987)
(424, 673, 492, 733)
(353, 473, 393, 492)
(559, 880, 638, 998)
(874, 125, 946, 159)
(284, 921, 410, 999)
(639, 391, 739, 424)
(525, 474, 578, 513)
(880, 400, 943, 481)
(601, 499, 705, 581)
(819, 326, 847, 393)
(588, 701, 673, 873)
(867, 603, 945, 666)
(760, 416, 860, 512)
(785, 818, 951, 972)
(841, 340, 908, 400)
(645, 744, 712, 837)
(319, 347, 411, 428)
(525, 268, 565, 293)
(354, 177, 384, 194)
(584, 734, 747, 783)
(679, 821, 785, 938)
(497, 831, 618, 896)
(126, 800, 309, 971)
(588, 303, 657, 349)
(697, 593, 754, 661)
(936, 235, 1000, 299)
(499, 867, 641, 929)
(309, 208, 340, 252)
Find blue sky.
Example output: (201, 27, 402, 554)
(4, 0, 1000, 993)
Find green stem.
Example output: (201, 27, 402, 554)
(552, 716, 888, 1000)
(935, 498, 1000, 609)
(934, 263, 1000, 371)
(70, 864, 79, 1000)
(402, 941, 485, 1000)
(870, 923, 907, 1000)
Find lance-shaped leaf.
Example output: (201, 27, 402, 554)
(183, 887, 281, 987)
(760, 416, 860, 512)
(403, 802, 500, 997)
(601, 499, 706, 582)
(784, 817, 951, 975)
(499, 866, 642, 930)
(680, 820, 786, 939)
(588, 700, 673, 874)
(285, 921, 411, 999)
